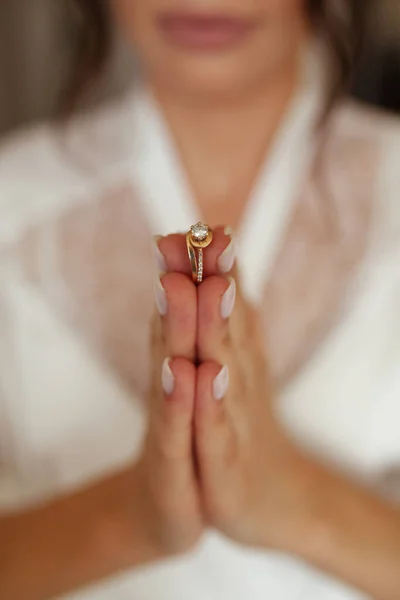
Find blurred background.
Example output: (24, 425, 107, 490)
(0, 0, 399, 138)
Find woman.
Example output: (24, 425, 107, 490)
(0, 0, 400, 598)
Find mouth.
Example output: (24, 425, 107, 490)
(156, 11, 259, 51)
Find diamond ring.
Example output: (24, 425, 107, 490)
(186, 222, 213, 284)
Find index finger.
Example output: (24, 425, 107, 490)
(155, 226, 235, 279)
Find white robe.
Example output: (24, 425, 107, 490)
(0, 65, 400, 599)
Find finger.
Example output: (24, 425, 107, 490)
(146, 357, 199, 527)
(149, 357, 196, 462)
(155, 226, 236, 279)
(197, 275, 236, 363)
(154, 272, 197, 360)
(195, 361, 238, 466)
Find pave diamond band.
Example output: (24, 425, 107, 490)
(197, 249, 204, 283)
(186, 222, 213, 284)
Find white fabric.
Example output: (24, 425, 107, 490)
(0, 71, 399, 599)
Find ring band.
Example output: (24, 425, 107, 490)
(186, 222, 213, 284)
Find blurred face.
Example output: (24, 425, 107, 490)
(111, 0, 308, 104)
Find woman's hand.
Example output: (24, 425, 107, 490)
(136, 262, 203, 557)
(194, 262, 308, 551)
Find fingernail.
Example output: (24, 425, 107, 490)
(213, 365, 229, 401)
(153, 235, 167, 272)
(162, 358, 175, 395)
(220, 277, 236, 319)
(154, 277, 168, 316)
(217, 226, 235, 273)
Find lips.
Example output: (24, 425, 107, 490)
(157, 12, 257, 50)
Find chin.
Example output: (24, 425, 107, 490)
(147, 50, 279, 106)
(166, 67, 256, 105)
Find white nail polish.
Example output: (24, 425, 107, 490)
(162, 358, 175, 395)
(220, 278, 236, 319)
(213, 365, 229, 401)
(224, 226, 234, 236)
(154, 277, 168, 316)
(217, 226, 236, 273)
(153, 236, 167, 272)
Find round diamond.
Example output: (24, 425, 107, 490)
(191, 222, 209, 242)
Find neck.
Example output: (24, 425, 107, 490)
(151, 60, 299, 228)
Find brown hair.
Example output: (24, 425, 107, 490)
(65, 0, 369, 116)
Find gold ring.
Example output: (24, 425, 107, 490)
(186, 222, 213, 284)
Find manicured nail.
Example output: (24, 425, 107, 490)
(217, 226, 235, 273)
(162, 358, 175, 395)
(153, 235, 167, 272)
(220, 277, 236, 319)
(213, 366, 229, 401)
(154, 277, 168, 316)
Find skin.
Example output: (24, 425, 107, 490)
(1, 1, 400, 599)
